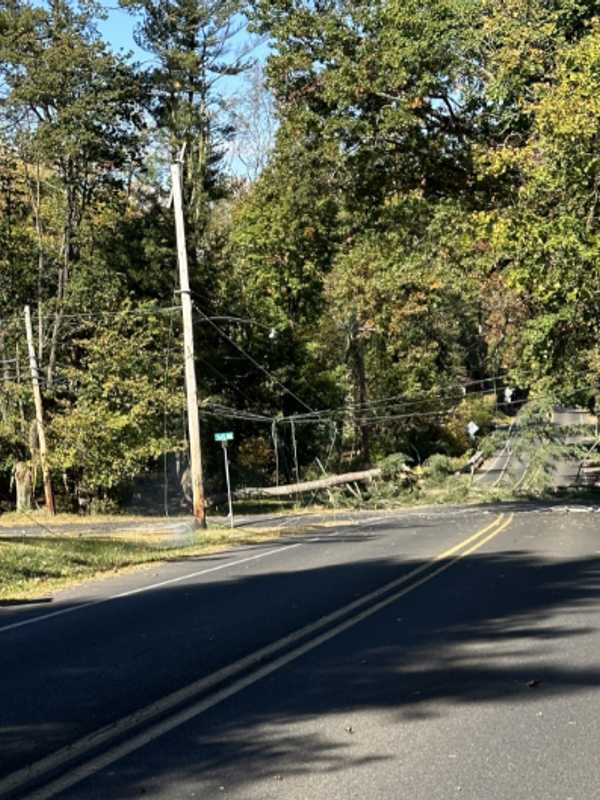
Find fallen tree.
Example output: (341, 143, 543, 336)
(205, 467, 386, 506)
(234, 467, 382, 498)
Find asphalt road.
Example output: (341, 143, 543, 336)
(2, 505, 600, 799)
(476, 442, 585, 490)
(475, 422, 597, 490)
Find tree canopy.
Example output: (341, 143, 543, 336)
(1, 0, 599, 511)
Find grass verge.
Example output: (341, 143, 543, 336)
(0, 526, 286, 602)
(0, 510, 164, 528)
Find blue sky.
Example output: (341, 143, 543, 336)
(97, 3, 142, 58)
(97, 2, 269, 74)
(95, 2, 272, 176)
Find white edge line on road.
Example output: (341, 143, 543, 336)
(0, 543, 302, 635)
(0, 513, 399, 635)
(22, 514, 513, 800)
(0, 515, 507, 799)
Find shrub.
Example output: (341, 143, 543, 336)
(377, 452, 412, 480)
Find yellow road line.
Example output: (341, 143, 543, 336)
(426, 514, 505, 562)
(461, 515, 513, 556)
(1, 513, 511, 800)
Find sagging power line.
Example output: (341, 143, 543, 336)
(192, 300, 317, 414)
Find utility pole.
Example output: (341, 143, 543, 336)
(290, 418, 300, 485)
(221, 441, 234, 528)
(271, 419, 280, 487)
(24, 304, 55, 515)
(171, 161, 206, 527)
(0, 329, 8, 422)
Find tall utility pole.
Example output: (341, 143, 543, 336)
(290, 418, 300, 485)
(171, 161, 206, 527)
(24, 304, 55, 515)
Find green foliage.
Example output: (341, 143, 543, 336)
(423, 454, 465, 485)
(479, 428, 510, 460)
(48, 304, 184, 498)
(0, 0, 144, 205)
(228, 144, 339, 329)
(120, 0, 248, 270)
(474, 13, 600, 397)
(3, 0, 600, 513)
(442, 395, 497, 454)
(377, 453, 411, 480)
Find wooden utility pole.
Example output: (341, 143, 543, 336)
(0, 329, 8, 422)
(171, 161, 206, 527)
(290, 418, 300, 485)
(271, 420, 280, 487)
(24, 304, 55, 515)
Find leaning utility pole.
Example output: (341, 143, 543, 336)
(290, 417, 300, 485)
(24, 304, 55, 515)
(171, 160, 206, 527)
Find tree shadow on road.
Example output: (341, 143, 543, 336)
(3, 522, 600, 797)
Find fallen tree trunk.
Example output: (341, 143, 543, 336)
(237, 467, 382, 498)
(460, 450, 484, 474)
(206, 467, 384, 507)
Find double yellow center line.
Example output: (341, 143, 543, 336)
(1, 512, 513, 800)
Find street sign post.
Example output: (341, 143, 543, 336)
(215, 433, 234, 527)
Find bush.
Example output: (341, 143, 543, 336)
(377, 452, 411, 480)
(423, 454, 465, 485)
(89, 495, 120, 515)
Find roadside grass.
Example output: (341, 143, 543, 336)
(213, 498, 306, 515)
(4, 478, 597, 602)
(0, 510, 166, 528)
(0, 502, 325, 530)
(0, 526, 287, 602)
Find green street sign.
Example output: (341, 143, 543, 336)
(214, 431, 234, 442)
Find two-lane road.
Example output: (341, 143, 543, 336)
(2, 507, 600, 799)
